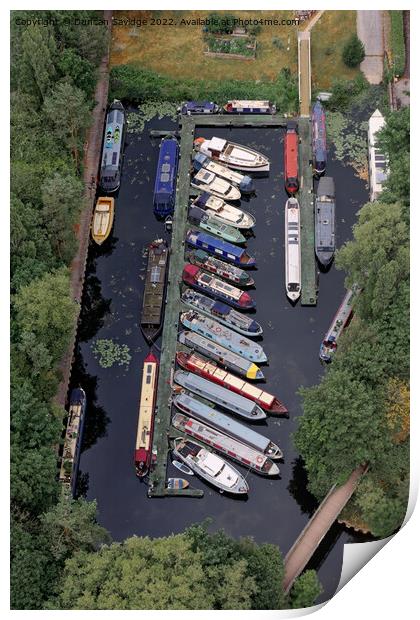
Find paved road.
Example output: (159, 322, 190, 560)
(357, 10, 384, 84)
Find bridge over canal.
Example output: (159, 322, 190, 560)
(283, 465, 368, 592)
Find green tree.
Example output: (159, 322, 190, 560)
(377, 107, 410, 207)
(13, 267, 77, 364)
(58, 48, 96, 96)
(342, 34, 365, 67)
(53, 535, 215, 609)
(289, 570, 322, 609)
(336, 202, 409, 320)
(20, 25, 57, 100)
(40, 497, 110, 561)
(43, 81, 90, 169)
(41, 173, 84, 262)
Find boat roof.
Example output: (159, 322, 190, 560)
(186, 230, 246, 258)
(175, 393, 270, 451)
(207, 137, 227, 151)
(317, 177, 335, 197)
(179, 331, 253, 372)
(175, 371, 259, 414)
(154, 138, 179, 199)
(101, 105, 125, 171)
(227, 100, 270, 107)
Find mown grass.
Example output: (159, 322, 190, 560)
(110, 10, 359, 89)
(310, 11, 359, 90)
(389, 10, 406, 77)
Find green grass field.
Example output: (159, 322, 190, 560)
(111, 10, 359, 90)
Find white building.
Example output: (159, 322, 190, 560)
(368, 109, 388, 201)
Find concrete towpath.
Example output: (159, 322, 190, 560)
(357, 10, 384, 84)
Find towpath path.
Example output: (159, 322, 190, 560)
(357, 10, 384, 84)
(55, 10, 112, 407)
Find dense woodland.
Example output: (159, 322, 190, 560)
(295, 107, 410, 537)
(10, 11, 317, 610)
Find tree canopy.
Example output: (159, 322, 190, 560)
(294, 108, 410, 538)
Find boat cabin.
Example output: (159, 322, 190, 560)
(284, 121, 299, 194)
(224, 100, 275, 114)
(100, 101, 126, 193)
(153, 137, 179, 218)
(180, 101, 219, 115)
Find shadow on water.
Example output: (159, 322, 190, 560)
(70, 110, 372, 604)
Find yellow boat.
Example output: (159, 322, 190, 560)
(91, 197, 115, 244)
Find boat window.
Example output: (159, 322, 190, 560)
(146, 375, 152, 385)
(151, 266, 161, 283)
(112, 152, 118, 165)
(146, 364, 153, 373)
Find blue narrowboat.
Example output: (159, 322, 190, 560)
(180, 101, 219, 115)
(185, 229, 256, 267)
(223, 100, 276, 114)
(312, 100, 327, 176)
(99, 100, 126, 193)
(153, 137, 179, 218)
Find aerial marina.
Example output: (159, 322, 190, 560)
(17, 7, 406, 612)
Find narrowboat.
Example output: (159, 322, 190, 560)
(135, 351, 159, 478)
(315, 177, 336, 267)
(180, 310, 267, 363)
(191, 193, 256, 229)
(320, 286, 361, 363)
(187, 249, 254, 287)
(368, 109, 388, 201)
(59, 388, 87, 497)
(285, 197, 301, 303)
(176, 350, 287, 414)
(174, 370, 266, 420)
(182, 264, 255, 309)
(193, 153, 254, 193)
(195, 137, 270, 173)
(312, 100, 327, 176)
(186, 230, 256, 267)
(91, 197, 115, 245)
(178, 331, 264, 380)
(153, 136, 179, 218)
(223, 100, 276, 114)
(173, 412, 280, 476)
(172, 437, 249, 495)
(181, 289, 262, 337)
(191, 168, 241, 201)
(284, 121, 299, 194)
(99, 100, 126, 193)
(188, 206, 246, 244)
(173, 392, 282, 459)
(180, 101, 219, 115)
(140, 239, 169, 343)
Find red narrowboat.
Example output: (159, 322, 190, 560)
(284, 121, 299, 195)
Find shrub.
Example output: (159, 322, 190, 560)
(342, 34, 365, 68)
(272, 36, 284, 50)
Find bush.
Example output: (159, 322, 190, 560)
(272, 36, 284, 50)
(206, 12, 236, 34)
(342, 34, 365, 68)
(109, 64, 299, 115)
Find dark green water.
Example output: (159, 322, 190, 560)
(71, 114, 374, 603)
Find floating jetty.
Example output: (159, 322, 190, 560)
(148, 112, 316, 498)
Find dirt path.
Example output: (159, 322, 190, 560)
(55, 10, 112, 408)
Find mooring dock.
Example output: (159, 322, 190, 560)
(298, 117, 317, 305)
(148, 112, 316, 496)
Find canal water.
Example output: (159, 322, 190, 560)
(72, 114, 373, 603)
